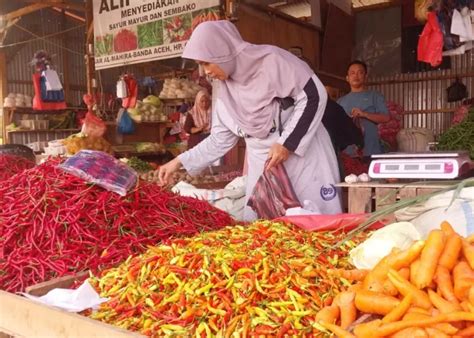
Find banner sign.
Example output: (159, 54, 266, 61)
(93, 0, 221, 70)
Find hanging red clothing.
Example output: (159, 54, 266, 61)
(417, 11, 443, 67)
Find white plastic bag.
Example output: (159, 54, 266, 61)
(172, 176, 247, 220)
(116, 79, 128, 98)
(395, 187, 474, 238)
(349, 222, 421, 269)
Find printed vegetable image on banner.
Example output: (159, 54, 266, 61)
(93, 0, 221, 70)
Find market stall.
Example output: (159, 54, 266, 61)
(1, 0, 474, 337)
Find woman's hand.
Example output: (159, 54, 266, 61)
(266, 143, 290, 171)
(158, 158, 182, 186)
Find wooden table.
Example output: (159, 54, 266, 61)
(336, 181, 457, 214)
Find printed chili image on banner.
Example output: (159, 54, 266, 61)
(93, 0, 221, 70)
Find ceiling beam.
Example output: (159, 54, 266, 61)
(4, 3, 51, 21)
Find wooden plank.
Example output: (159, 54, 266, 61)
(347, 186, 372, 213)
(0, 291, 144, 337)
(85, 0, 95, 96)
(0, 52, 6, 144)
(61, 10, 71, 104)
(336, 181, 456, 189)
(25, 271, 89, 297)
(398, 187, 418, 200)
(375, 187, 398, 210)
(5, 4, 50, 20)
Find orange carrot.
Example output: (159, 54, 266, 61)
(407, 307, 432, 316)
(378, 312, 474, 336)
(438, 234, 462, 271)
(411, 259, 421, 285)
(440, 221, 456, 236)
(387, 269, 432, 309)
(315, 305, 340, 324)
(414, 230, 445, 289)
(399, 267, 410, 280)
(389, 241, 425, 270)
(457, 325, 474, 337)
(389, 327, 428, 338)
(383, 294, 413, 323)
(354, 289, 401, 315)
(318, 321, 355, 338)
(363, 253, 395, 293)
(425, 327, 449, 338)
(428, 289, 462, 313)
(328, 268, 369, 281)
(402, 313, 459, 335)
(453, 261, 474, 301)
(338, 291, 357, 329)
(468, 286, 474, 306)
(435, 265, 459, 304)
(353, 319, 382, 337)
(461, 240, 474, 270)
(466, 233, 474, 244)
(460, 300, 471, 312)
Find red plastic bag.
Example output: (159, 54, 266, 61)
(81, 111, 106, 137)
(417, 12, 443, 67)
(247, 163, 301, 219)
(279, 213, 386, 232)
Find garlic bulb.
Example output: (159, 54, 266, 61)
(344, 174, 358, 184)
(358, 173, 370, 182)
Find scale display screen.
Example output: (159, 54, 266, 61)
(384, 164, 399, 171)
(404, 164, 419, 170)
(425, 164, 441, 170)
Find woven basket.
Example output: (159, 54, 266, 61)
(0, 144, 36, 162)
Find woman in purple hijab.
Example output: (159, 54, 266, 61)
(159, 20, 342, 220)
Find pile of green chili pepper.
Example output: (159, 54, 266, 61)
(89, 221, 368, 337)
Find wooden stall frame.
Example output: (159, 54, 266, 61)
(336, 181, 455, 214)
(0, 272, 145, 338)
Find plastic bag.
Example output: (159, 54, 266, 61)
(447, 78, 468, 102)
(59, 150, 138, 196)
(279, 213, 386, 232)
(81, 112, 107, 138)
(417, 12, 443, 67)
(117, 109, 135, 134)
(247, 163, 301, 219)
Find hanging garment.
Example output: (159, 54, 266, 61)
(121, 76, 137, 109)
(418, 12, 444, 67)
(42, 68, 63, 91)
(451, 8, 473, 42)
(32, 73, 66, 110)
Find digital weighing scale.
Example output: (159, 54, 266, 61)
(368, 151, 473, 180)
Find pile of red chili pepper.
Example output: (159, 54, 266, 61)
(0, 154, 35, 182)
(89, 221, 368, 337)
(0, 160, 232, 292)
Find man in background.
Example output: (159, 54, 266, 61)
(338, 60, 390, 160)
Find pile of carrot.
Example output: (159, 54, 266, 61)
(316, 221, 474, 337)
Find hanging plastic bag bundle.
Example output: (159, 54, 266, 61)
(81, 94, 107, 137)
(247, 163, 301, 219)
(117, 108, 135, 134)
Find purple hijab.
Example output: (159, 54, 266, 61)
(183, 20, 313, 138)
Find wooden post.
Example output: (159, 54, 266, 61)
(0, 52, 7, 144)
(61, 10, 70, 104)
(85, 0, 95, 96)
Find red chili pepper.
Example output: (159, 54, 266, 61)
(0, 159, 233, 292)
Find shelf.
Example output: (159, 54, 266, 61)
(3, 107, 85, 114)
(113, 150, 167, 157)
(7, 129, 80, 133)
(160, 98, 193, 105)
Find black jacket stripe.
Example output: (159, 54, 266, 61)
(283, 78, 320, 152)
